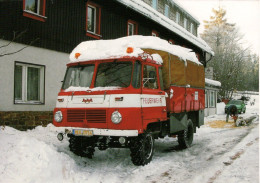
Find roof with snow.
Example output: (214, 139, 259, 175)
(205, 78, 221, 87)
(115, 0, 214, 55)
(169, 0, 200, 24)
(69, 36, 201, 65)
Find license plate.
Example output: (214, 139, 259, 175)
(72, 129, 93, 136)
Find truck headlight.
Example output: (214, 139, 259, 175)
(111, 111, 122, 124)
(54, 111, 63, 122)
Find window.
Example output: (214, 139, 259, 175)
(127, 20, 138, 36)
(196, 53, 200, 60)
(151, 30, 159, 37)
(205, 90, 208, 108)
(62, 65, 95, 90)
(143, 65, 158, 89)
(164, 5, 169, 17)
(14, 62, 45, 104)
(190, 23, 194, 34)
(176, 12, 180, 24)
(95, 62, 132, 88)
(132, 61, 141, 89)
(184, 18, 187, 29)
(86, 1, 101, 39)
(152, 0, 158, 10)
(158, 67, 164, 90)
(209, 91, 216, 107)
(23, 0, 46, 22)
(169, 39, 174, 44)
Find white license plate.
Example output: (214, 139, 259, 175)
(72, 129, 93, 136)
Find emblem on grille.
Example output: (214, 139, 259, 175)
(82, 98, 93, 103)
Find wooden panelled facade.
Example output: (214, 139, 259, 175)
(0, 0, 205, 61)
(0, 0, 208, 130)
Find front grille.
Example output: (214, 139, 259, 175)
(67, 109, 106, 123)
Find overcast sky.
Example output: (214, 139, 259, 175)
(177, 0, 260, 55)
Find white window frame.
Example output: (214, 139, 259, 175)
(205, 90, 208, 108)
(14, 62, 45, 104)
(164, 4, 169, 17)
(190, 23, 194, 34)
(87, 4, 97, 34)
(176, 12, 180, 24)
(209, 91, 216, 108)
(152, 0, 158, 10)
(128, 22, 134, 36)
(184, 18, 187, 29)
(152, 31, 158, 37)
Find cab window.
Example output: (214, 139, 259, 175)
(132, 61, 141, 89)
(158, 67, 164, 90)
(143, 65, 158, 89)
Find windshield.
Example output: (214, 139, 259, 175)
(95, 62, 132, 87)
(62, 65, 95, 90)
(228, 100, 242, 105)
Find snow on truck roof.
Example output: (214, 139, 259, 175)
(69, 36, 201, 65)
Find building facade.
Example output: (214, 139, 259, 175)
(0, 0, 213, 129)
(204, 78, 221, 117)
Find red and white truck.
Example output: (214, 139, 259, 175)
(53, 36, 205, 166)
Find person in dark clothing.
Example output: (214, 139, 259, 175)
(226, 105, 238, 122)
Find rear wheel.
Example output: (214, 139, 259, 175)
(130, 132, 154, 166)
(178, 119, 194, 149)
(69, 136, 95, 159)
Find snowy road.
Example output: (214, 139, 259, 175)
(0, 95, 259, 183)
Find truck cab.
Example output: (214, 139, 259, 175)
(53, 56, 167, 135)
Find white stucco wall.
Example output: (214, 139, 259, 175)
(204, 108, 217, 117)
(0, 40, 69, 111)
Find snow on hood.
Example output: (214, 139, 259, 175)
(70, 36, 200, 65)
(205, 78, 221, 87)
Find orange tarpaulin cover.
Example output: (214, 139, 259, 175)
(143, 49, 205, 89)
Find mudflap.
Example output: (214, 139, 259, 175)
(170, 112, 187, 133)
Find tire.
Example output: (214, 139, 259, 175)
(130, 133, 155, 166)
(178, 119, 194, 149)
(69, 136, 95, 159)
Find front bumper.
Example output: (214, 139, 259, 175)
(55, 127, 139, 137)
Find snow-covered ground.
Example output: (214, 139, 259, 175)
(0, 95, 259, 183)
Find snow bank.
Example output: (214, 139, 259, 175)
(69, 36, 200, 65)
(217, 102, 225, 114)
(205, 78, 221, 87)
(0, 126, 76, 183)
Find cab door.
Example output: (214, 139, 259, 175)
(141, 64, 167, 128)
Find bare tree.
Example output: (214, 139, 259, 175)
(0, 30, 39, 57)
(201, 7, 257, 99)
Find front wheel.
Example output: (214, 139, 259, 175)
(130, 133, 155, 166)
(178, 119, 194, 149)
